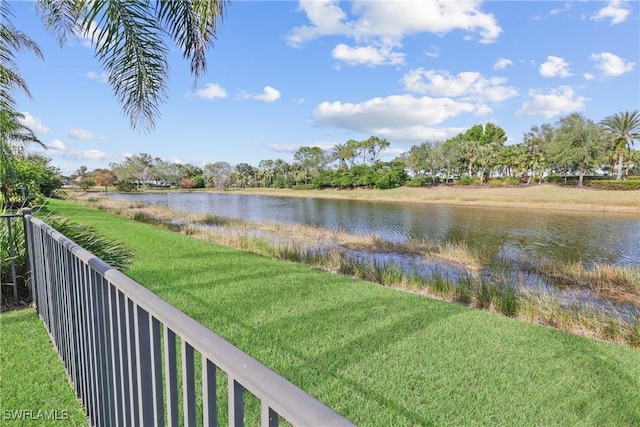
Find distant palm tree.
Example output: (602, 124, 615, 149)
(331, 143, 350, 170)
(600, 110, 640, 180)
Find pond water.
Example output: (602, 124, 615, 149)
(107, 192, 640, 267)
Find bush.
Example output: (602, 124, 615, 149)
(504, 177, 521, 186)
(406, 176, 437, 187)
(117, 180, 137, 192)
(488, 179, 505, 188)
(373, 162, 408, 189)
(586, 180, 640, 190)
(457, 176, 480, 186)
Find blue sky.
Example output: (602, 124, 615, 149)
(12, 0, 640, 175)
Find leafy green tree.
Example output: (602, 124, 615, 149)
(461, 123, 507, 184)
(522, 123, 554, 184)
(13, 154, 62, 205)
(600, 110, 640, 180)
(362, 136, 391, 164)
(548, 113, 605, 187)
(112, 153, 155, 189)
(293, 146, 327, 184)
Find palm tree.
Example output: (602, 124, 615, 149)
(6, 0, 228, 132)
(600, 110, 640, 180)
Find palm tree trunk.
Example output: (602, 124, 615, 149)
(617, 152, 624, 180)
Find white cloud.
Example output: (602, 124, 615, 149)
(289, 0, 502, 45)
(313, 94, 488, 142)
(47, 139, 66, 151)
(288, 0, 502, 66)
(86, 71, 108, 83)
(590, 52, 635, 76)
(195, 83, 228, 100)
(539, 56, 572, 78)
(332, 43, 405, 66)
(73, 149, 108, 160)
(402, 69, 517, 103)
(583, 73, 596, 81)
(18, 112, 51, 135)
(69, 128, 106, 141)
(255, 86, 281, 103)
(550, 3, 572, 16)
(516, 86, 588, 118)
(425, 46, 440, 58)
(592, 0, 630, 25)
(494, 58, 513, 70)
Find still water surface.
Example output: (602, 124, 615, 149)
(107, 192, 640, 267)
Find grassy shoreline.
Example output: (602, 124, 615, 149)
(39, 198, 640, 425)
(201, 184, 640, 214)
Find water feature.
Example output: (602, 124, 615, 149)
(107, 192, 640, 268)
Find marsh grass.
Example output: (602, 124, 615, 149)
(67, 194, 640, 346)
(538, 261, 640, 304)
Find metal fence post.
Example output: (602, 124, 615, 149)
(21, 208, 34, 302)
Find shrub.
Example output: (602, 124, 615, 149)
(457, 176, 480, 186)
(374, 163, 408, 189)
(504, 177, 521, 186)
(586, 180, 640, 190)
(488, 179, 505, 188)
(406, 176, 437, 187)
(117, 180, 137, 192)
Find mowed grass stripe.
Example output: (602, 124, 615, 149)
(44, 199, 640, 426)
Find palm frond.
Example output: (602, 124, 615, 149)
(78, 0, 169, 132)
(36, 0, 83, 45)
(1, 3, 44, 106)
(156, 0, 229, 81)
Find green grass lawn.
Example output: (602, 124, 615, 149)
(35, 199, 640, 425)
(0, 309, 87, 426)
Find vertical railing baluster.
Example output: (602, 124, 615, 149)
(99, 273, 115, 426)
(75, 260, 88, 409)
(86, 264, 100, 426)
(135, 305, 154, 427)
(261, 405, 278, 427)
(118, 291, 132, 427)
(109, 284, 123, 426)
(164, 327, 179, 427)
(126, 298, 141, 424)
(182, 341, 196, 426)
(150, 317, 164, 426)
(203, 359, 217, 427)
(63, 247, 75, 385)
(229, 379, 244, 427)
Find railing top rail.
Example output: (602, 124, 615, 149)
(25, 214, 354, 426)
(0, 213, 23, 218)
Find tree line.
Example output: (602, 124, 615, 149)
(61, 110, 639, 195)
